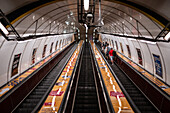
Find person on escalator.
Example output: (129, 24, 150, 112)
(109, 48, 116, 65)
(101, 42, 105, 52)
(105, 44, 111, 59)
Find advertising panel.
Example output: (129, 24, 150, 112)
(153, 54, 162, 77)
(11, 53, 21, 77)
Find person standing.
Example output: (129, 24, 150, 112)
(101, 42, 105, 52)
(106, 44, 110, 59)
(109, 48, 116, 65)
(109, 48, 114, 65)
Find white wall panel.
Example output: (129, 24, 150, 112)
(53, 36, 58, 51)
(127, 39, 138, 63)
(32, 38, 42, 63)
(44, 37, 51, 57)
(121, 38, 128, 57)
(46, 36, 55, 55)
(157, 42, 170, 84)
(55, 36, 60, 50)
(0, 41, 17, 86)
(20, 40, 36, 72)
(36, 37, 47, 61)
(115, 36, 121, 52)
(8, 41, 27, 80)
(139, 42, 154, 73)
(0, 36, 5, 49)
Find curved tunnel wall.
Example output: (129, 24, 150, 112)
(0, 34, 73, 87)
(100, 34, 170, 85)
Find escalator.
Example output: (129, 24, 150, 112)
(110, 64, 159, 113)
(96, 43, 159, 113)
(72, 42, 101, 113)
(13, 44, 77, 113)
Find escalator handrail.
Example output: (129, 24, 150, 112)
(89, 42, 106, 113)
(58, 41, 84, 113)
(95, 44, 141, 113)
(31, 43, 78, 113)
(69, 42, 84, 113)
(90, 42, 115, 113)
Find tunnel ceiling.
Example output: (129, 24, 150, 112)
(0, 0, 170, 41)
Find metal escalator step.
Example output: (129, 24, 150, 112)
(138, 106, 156, 111)
(74, 104, 98, 109)
(126, 89, 139, 93)
(131, 97, 146, 101)
(25, 98, 40, 103)
(43, 79, 54, 81)
(76, 99, 97, 104)
(34, 88, 47, 92)
(32, 91, 45, 95)
(77, 88, 96, 92)
(37, 86, 49, 89)
(39, 83, 51, 86)
(28, 95, 42, 99)
(77, 86, 95, 90)
(135, 101, 150, 105)
(41, 80, 53, 83)
(21, 103, 37, 108)
(76, 95, 97, 100)
(128, 93, 143, 97)
(16, 108, 33, 113)
(76, 92, 96, 96)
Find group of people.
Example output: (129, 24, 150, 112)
(101, 42, 117, 65)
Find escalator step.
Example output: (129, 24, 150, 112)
(76, 92, 96, 96)
(131, 97, 146, 101)
(138, 106, 155, 111)
(25, 98, 40, 103)
(21, 103, 37, 108)
(77, 95, 97, 99)
(76, 99, 97, 104)
(74, 104, 98, 109)
(28, 95, 42, 99)
(31, 91, 44, 95)
(34, 89, 47, 92)
(128, 93, 143, 97)
(126, 89, 139, 93)
(16, 108, 32, 113)
(39, 83, 51, 86)
(37, 86, 49, 89)
(42, 80, 53, 83)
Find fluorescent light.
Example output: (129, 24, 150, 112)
(84, 0, 89, 10)
(0, 22, 9, 35)
(140, 40, 156, 44)
(164, 32, 170, 40)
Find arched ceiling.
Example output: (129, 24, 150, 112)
(0, 0, 169, 41)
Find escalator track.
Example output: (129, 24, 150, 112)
(72, 42, 101, 113)
(96, 43, 159, 113)
(13, 44, 77, 113)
